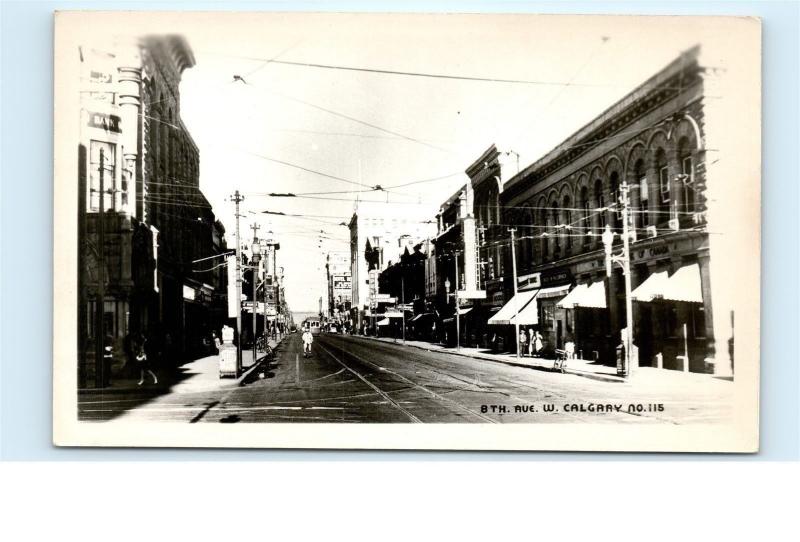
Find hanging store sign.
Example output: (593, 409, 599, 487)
(182, 285, 196, 301)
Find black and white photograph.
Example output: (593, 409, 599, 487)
(52, 11, 761, 450)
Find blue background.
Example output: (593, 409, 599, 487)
(1, 0, 797, 461)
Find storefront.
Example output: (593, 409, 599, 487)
(631, 261, 708, 372)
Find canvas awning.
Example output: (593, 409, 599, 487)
(410, 313, 433, 322)
(383, 310, 404, 318)
(557, 284, 587, 308)
(661, 264, 703, 303)
(631, 270, 670, 302)
(557, 282, 607, 309)
(488, 290, 538, 325)
(513, 296, 541, 325)
(442, 307, 473, 323)
(376, 318, 390, 326)
(535, 284, 572, 299)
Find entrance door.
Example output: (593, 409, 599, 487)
(638, 304, 654, 367)
(556, 319, 563, 350)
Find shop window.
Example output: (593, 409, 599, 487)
(89, 140, 116, 212)
(565, 308, 573, 333)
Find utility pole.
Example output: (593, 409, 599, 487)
(509, 228, 520, 360)
(401, 275, 405, 345)
(454, 252, 461, 352)
(94, 149, 107, 388)
(250, 222, 260, 366)
(620, 182, 635, 376)
(231, 190, 244, 375)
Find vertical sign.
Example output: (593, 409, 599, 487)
(226, 255, 238, 318)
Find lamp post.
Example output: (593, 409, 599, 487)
(601, 180, 635, 377)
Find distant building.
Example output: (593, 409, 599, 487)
(348, 201, 435, 331)
(326, 252, 352, 325)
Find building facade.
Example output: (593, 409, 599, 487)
(497, 45, 731, 374)
(78, 35, 220, 386)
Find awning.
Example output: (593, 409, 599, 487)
(383, 310, 404, 318)
(557, 282, 607, 309)
(488, 290, 538, 325)
(442, 307, 473, 324)
(535, 284, 572, 299)
(662, 264, 703, 303)
(376, 318, 390, 326)
(631, 270, 669, 302)
(557, 284, 587, 308)
(410, 313, 433, 322)
(513, 296, 540, 325)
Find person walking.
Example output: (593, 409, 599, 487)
(135, 332, 158, 386)
(302, 327, 314, 357)
(527, 328, 535, 357)
(533, 329, 544, 357)
(518, 328, 528, 357)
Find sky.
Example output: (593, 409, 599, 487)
(106, 12, 726, 312)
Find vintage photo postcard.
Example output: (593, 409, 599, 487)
(53, 12, 761, 451)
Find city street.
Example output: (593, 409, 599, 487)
(79, 333, 733, 424)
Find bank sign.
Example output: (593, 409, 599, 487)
(87, 111, 121, 133)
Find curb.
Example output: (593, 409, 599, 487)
(235, 337, 284, 386)
(360, 335, 624, 384)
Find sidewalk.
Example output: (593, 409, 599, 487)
(360, 335, 731, 386)
(79, 335, 284, 395)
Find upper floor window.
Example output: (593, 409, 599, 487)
(89, 140, 116, 212)
(681, 154, 696, 213)
(659, 165, 670, 204)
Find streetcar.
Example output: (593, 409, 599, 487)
(303, 317, 322, 335)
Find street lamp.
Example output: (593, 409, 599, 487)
(601, 181, 635, 378)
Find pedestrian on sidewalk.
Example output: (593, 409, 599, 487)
(518, 329, 528, 357)
(527, 328, 535, 357)
(533, 329, 544, 357)
(135, 332, 158, 386)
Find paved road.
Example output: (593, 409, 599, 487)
(81, 333, 733, 424)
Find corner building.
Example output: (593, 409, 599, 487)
(499, 46, 733, 374)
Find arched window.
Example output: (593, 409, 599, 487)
(580, 186, 590, 246)
(562, 196, 572, 249)
(610, 171, 622, 231)
(540, 208, 549, 260)
(551, 205, 560, 252)
(635, 159, 648, 227)
(656, 148, 670, 221)
(595, 179, 606, 230)
(678, 137, 696, 214)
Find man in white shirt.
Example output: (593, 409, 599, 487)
(302, 328, 314, 357)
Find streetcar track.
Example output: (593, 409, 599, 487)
(320, 338, 498, 424)
(317, 343, 423, 423)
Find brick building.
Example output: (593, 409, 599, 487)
(78, 35, 221, 386)
(495, 45, 733, 374)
